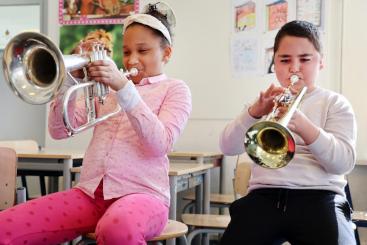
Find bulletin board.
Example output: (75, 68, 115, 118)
(167, 0, 340, 120)
(230, 0, 326, 79)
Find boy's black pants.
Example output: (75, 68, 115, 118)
(220, 188, 356, 245)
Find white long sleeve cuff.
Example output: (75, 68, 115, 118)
(116, 80, 141, 111)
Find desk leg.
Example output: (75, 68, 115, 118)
(220, 166, 224, 194)
(195, 184, 203, 214)
(203, 170, 210, 214)
(63, 159, 73, 190)
(168, 176, 177, 245)
(203, 169, 211, 245)
(169, 176, 177, 220)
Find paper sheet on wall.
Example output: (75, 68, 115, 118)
(0, 5, 40, 49)
(231, 35, 260, 78)
(296, 0, 322, 27)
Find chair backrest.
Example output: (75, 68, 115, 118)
(0, 140, 39, 152)
(0, 147, 17, 210)
(233, 160, 252, 199)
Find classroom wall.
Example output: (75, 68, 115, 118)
(45, 0, 345, 191)
(341, 0, 367, 242)
(44, 2, 367, 242)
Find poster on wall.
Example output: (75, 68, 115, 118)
(231, 34, 260, 78)
(266, 0, 288, 31)
(59, 24, 123, 68)
(59, 0, 139, 25)
(296, 0, 323, 28)
(234, 1, 256, 32)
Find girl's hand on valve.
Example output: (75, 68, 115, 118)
(87, 59, 129, 91)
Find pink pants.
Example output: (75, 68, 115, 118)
(0, 182, 168, 245)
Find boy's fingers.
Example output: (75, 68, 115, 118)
(264, 83, 274, 97)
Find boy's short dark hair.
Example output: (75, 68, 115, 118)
(274, 20, 322, 54)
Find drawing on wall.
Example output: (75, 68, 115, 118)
(59, 24, 123, 68)
(0, 4, 40, 49)
(266, 0, 288, 31)
(234, 1, 256, 32)
(296, 0, 323, 28)
(231, 35, 260, 77)
(59, 0, 138, 25)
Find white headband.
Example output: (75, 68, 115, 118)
(123, 14, 172, 45)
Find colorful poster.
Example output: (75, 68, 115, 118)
(296, 0, 323, 27)
(59, 24, 123, 68)
(267, 0, 288, 31)
(235, 1, 256, 32)
(59, 0, 138, 25)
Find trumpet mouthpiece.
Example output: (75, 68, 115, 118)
(290, 75, 299, 84)
(129, 68, 138, 77)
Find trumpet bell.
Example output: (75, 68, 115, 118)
(2, 32, 65, 104)
(245, 121, 295, 169)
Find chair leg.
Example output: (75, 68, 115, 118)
(182, 201, 195, 214)
(39, 175, 47, 195)
(178, 235, 188, 245)
(75, 238, 96, 245)
(355, 227, 361, 245)
(20, 175, 30, 200)
(187, 228, 225, 245)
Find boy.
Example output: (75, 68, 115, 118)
(220, 20, 357, 245)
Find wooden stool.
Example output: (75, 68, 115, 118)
(82, 219, 188, 244)
(181, 214, 230, 244)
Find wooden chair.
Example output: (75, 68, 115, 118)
(182, 154, 250, 214)
(0, 147, 26, 210)
(0, 140, 39, 152)
(70, 167, 189, 244)
(0, 140, 41, 199)
(181, 160, 251, 244)
(345, 181, 367, 245)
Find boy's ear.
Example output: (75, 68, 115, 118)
(163, 46, 172, 64)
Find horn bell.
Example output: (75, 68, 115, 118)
(2, 32, 65, 104)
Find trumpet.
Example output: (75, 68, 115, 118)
(2, 32, 137, 136)
(244, 75, 307, 169)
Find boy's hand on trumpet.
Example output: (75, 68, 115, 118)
(248, 83, 285, 119)
(287, 109, 320, 145)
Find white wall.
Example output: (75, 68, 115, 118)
(341, 1, 367, 243)
(42, 0, 366, 242)
(342, 0, 367, 161)
(45, 0, 345, 191)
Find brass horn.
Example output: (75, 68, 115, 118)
(244, 75, 307, 169)
(2, 32, 137, 136)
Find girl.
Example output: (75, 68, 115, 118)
(0, 2, 191, 245)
